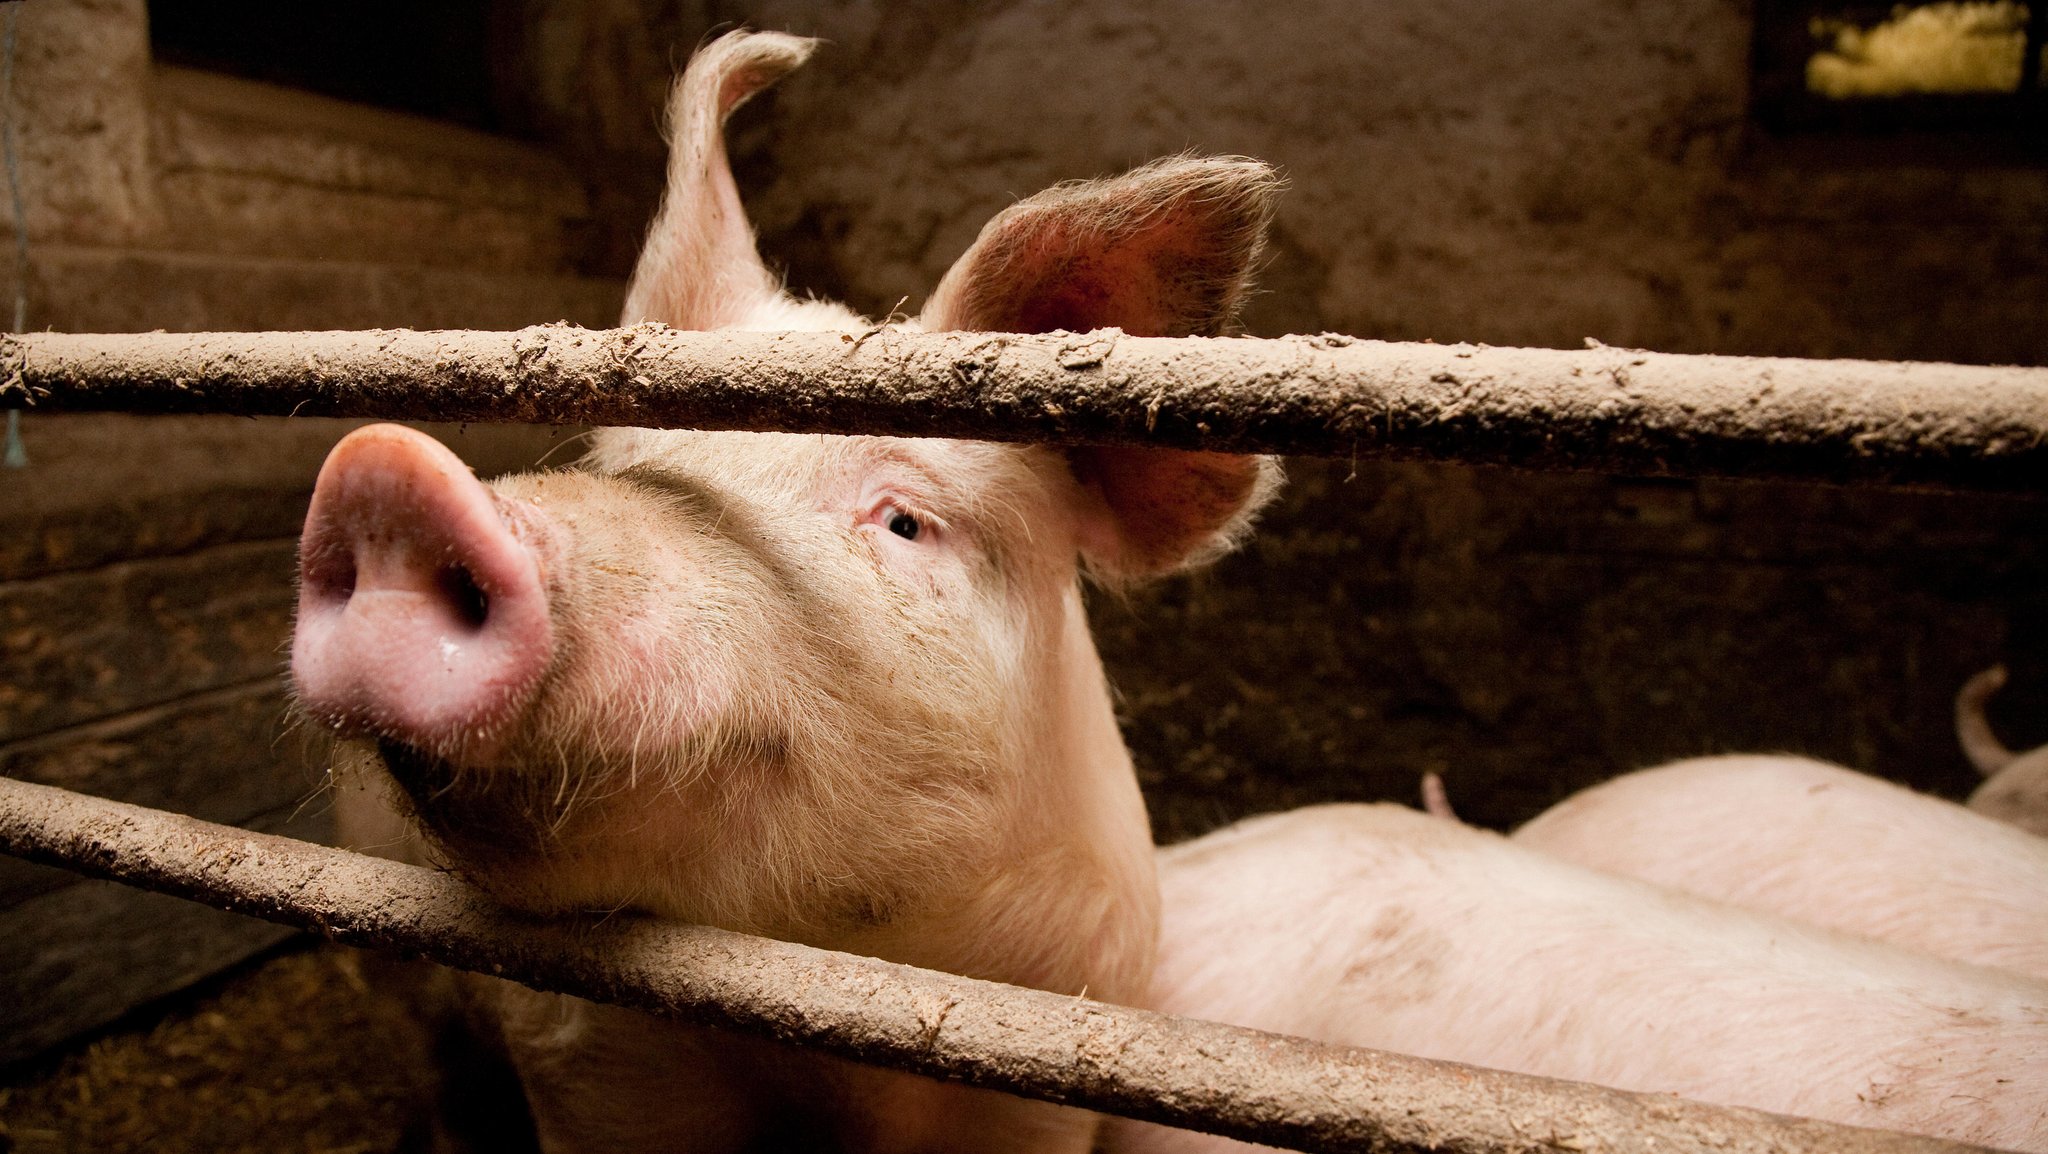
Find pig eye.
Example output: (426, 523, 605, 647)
(862, 497, 941, 547)
(885, 508, 923, 541)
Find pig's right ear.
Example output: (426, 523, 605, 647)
(920, 156, 1285, 581)
(621, 30, 816, 330)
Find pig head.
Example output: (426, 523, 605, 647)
(290, 30, 1278, 1153)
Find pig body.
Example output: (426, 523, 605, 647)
(1106, 804, 2048, 1154)
(293, 31, 1281, 1154)
(1511, 755, 2048, 981)
(1957, 665, 2048, 837)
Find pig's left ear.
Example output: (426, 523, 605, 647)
(920, 155, 1284, 579)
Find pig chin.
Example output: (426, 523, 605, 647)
(364, 716, 791, 915)
(366, 735, 565, 871)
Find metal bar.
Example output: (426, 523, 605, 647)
(4, 327, 2046, 493)
(0, 774, 1994, 1154)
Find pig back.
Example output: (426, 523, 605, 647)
(1514, 755, 2048, 981)
(1112, 803, 2048, 1154)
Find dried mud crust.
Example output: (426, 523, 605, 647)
(10, 326, 2048, 492)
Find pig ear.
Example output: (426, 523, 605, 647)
(921, 155, 1285, 580)
(1068, 451, 1283, 580)
(620, 30, 816, 330)
(920, 154, 1280, 337)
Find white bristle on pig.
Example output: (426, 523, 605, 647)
(1105, 804, 2048, 1154)
(293, 29, 1280, 1154)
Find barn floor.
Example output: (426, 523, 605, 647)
(0, 940, 516, 1154)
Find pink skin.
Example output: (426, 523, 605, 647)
(293, 424, 557, 768)
(1107, 805, 2048, 1154)
(1512, 755, 2048, 982)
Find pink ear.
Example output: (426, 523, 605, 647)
(1068, 450, 1283, 579)
(921, 155, 1280, 338)
(921, 155, 1284, 580)
(621, 31, 816, 330)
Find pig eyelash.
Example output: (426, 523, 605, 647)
(863, 499, 947, 545)
(883, 504, 925, 541)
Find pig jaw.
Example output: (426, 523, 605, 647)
(899, 587, 1161, 1002)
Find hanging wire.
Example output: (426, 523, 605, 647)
(2, 2, 28, 468)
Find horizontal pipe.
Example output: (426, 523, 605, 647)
(0, 774, 1989, 1154)
(4, 326, 2046, 493)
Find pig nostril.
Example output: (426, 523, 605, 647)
(438, 564, 490, 630)
(305, 549, 357, 605)
(334, 558, 357, 601)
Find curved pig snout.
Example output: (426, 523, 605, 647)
(292, 424, 555, 766)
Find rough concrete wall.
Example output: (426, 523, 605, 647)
(756, 1, 2040, 362)
(1105, 462, 2048, 838)
(512, 0, 2048, 838)
(519, 0, 2047, 363)
(4, 0, 162, 249)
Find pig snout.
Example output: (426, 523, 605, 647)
(292, 424, 554, 767)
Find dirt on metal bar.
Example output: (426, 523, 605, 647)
(0, 774, 1998, 1154)
(4, 326, 2045, 493)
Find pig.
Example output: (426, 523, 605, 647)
(290, 30, 1282, 1154)
(1957, 664, 2048, 837)
(1103, 804, 2048, 1154)
(1509, 755, 2048, 982)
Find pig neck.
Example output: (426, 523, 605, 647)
(820, 583, 1160, 1007)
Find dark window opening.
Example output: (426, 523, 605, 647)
(147, 0, 533, 138)
(1754, 1, 2046, 135)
